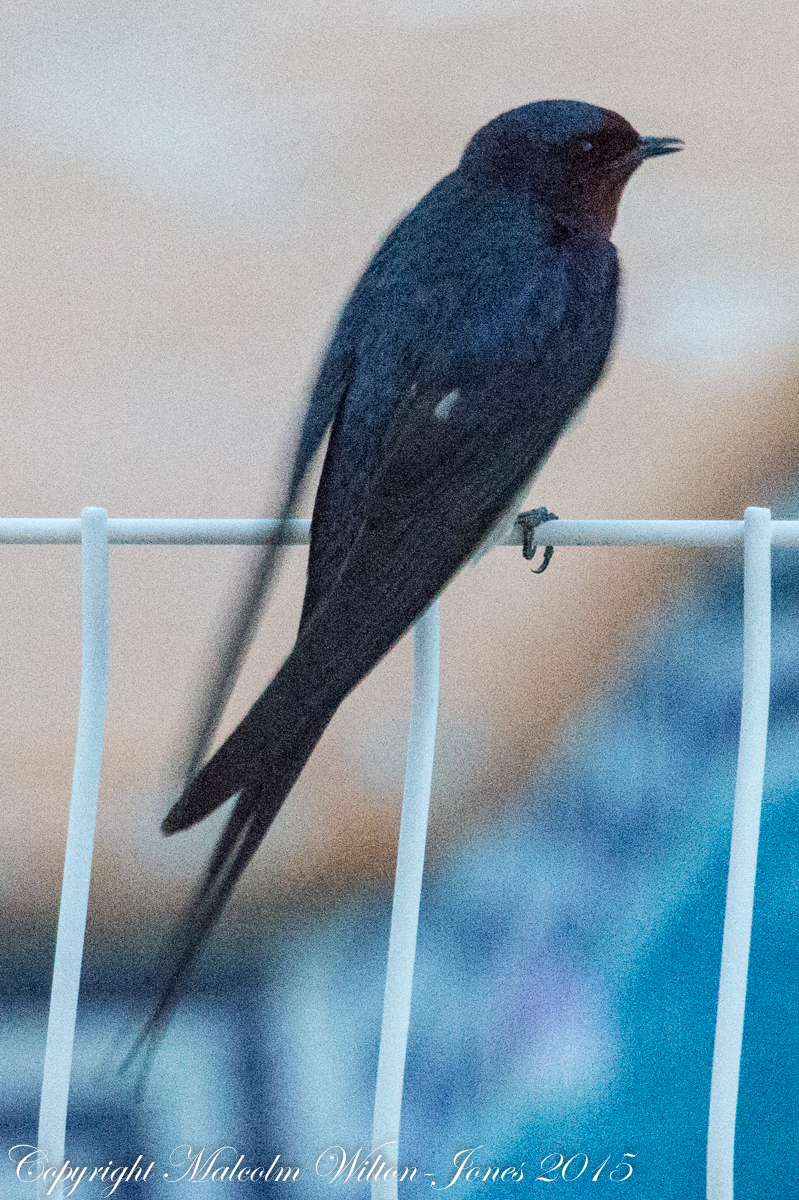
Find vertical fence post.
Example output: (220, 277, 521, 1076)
(371, 602, 440, 1200)
(37, 507, 110, 1186)
(707, 506, 772, 1200)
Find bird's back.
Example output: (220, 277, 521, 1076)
(338, 169, 618, 428)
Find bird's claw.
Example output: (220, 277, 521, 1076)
(516, 507, 559, 574)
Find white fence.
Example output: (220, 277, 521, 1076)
(2, 505, 787, 1200)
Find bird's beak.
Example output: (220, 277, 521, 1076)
(637, 135, 684, 160)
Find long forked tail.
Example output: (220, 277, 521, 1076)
(124, 662, 335, 1086)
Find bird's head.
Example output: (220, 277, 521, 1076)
(460, 99, 682, 237)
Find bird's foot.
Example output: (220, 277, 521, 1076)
(516, 507, 559, 574)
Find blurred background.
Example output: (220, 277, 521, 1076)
(1, 1, 798, 1196)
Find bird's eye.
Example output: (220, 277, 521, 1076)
(581, 141, 593, 152)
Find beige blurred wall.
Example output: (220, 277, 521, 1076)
(1, 0, 797, 925)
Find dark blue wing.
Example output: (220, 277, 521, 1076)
(298, 175, 619, 637)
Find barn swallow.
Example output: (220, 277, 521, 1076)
(145, 100, 681, 1043)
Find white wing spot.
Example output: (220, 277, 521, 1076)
(434, 388, 460, 420)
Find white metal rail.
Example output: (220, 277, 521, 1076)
(1, 507, 783, 1200)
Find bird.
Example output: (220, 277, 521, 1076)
(143, 99, 681, 1047)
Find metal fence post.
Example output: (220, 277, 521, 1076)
(37, 507, 110, 1188)
(707, 506, 772, 1200)
(371, 601, 440, 1200)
